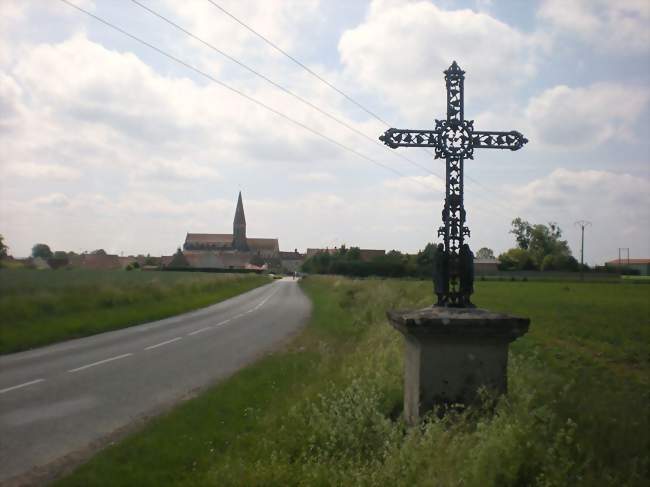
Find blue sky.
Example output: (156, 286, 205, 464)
(1, 0, 648, 264)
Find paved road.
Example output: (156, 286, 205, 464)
(0, 278, 310, 484)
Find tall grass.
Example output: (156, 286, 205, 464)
(57, 277, 648, 487)
(0, 269, 270, 354)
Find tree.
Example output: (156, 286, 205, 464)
(510, 217, 533, 249)
(32, 243, 53, 259)
(416, 243, 437, 276)
(346, 247, 362, 261)
(168, 248, 189, 268)
(48, 251, 69, 270)
(476, 247, 495, 259)
(91, 249, 107, 256)
(249, 253, 266, 267)
(498, 248, 536, 271)
(0, 234, 7, 259)
(503, 219, 576, 271)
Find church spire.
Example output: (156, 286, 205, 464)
(234, 191, 246, 226)
(232, 191, 248, 251)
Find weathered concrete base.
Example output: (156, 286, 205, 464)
(387, 307, 530, 425)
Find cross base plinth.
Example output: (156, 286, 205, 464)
(386, 307, 530, 425)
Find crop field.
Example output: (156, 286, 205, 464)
(56, 277, 649, 486)
(0, 269, 270, 354)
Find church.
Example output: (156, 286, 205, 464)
(182, 192, 280, 269)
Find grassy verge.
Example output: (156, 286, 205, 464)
(0, 270, 270, 354)
(56, 277, 648, 486)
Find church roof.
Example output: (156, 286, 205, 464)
(185, 233, 232, 245)
(234, 191, 246, 225)
(248, 238, 279, 251)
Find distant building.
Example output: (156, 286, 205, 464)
(474, 258, 499, 275)
(280, 249, 305, 273)
(79, 253, 122, 270)
(181, 192, 280, 269)
(605, 258, 650, 276)
(306, 248, 336, 259)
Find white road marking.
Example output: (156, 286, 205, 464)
(68, 353, 133, 373)
(0, 378, 45, 395)
(144, 337, 182, 350)
(187, 289, 278, 335)
(187, 327, 211, 336)
(258, 289, 279, 307)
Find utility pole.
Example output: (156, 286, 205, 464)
(575, 220, 591, 280)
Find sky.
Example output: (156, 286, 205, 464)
(0, 0, 648, 264)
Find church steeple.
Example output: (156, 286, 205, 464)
(232, 191, 249, 251)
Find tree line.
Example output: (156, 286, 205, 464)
(302, 218, 582, 277)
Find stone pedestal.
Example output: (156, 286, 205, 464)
(387, 307, 530, 425)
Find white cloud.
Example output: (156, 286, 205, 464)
(538, 0, 650, 53)
(161, 0, 320, 61)
(33, 193, 72, 209)
(288, 171, 336, 183)
(526, 83, 650, 148)
(1, 0, 648, 267)
(383, 175, 445, 199)
(339, 0, 538, 123)
(2, 34, 365, 194)
(4, 162, 81, 181)
(512, 168, 650, 261)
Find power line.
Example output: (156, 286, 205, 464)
(59, 0, 522, 226)
(204, 0, 544, 222)
(58, 0, 443, 195)
(130, 0, 442, 185)
(206, 0, 393, 127)
(142, 0, 526, 222)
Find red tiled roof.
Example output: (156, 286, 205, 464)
(606, 259, 650, 265)
(81, 254, 121, 270)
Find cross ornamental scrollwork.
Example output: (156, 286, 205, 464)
(380, 61, 528, 307)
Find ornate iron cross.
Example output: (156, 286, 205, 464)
(380, 61, 528, 307)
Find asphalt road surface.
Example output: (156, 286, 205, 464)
(0, 277, 311, 485)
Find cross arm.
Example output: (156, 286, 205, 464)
(379, 128, 440, 149)
(472, 130, 528, 151)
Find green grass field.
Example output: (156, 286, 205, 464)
(0, 269, 270, 354)
(56, 277, 649, 486)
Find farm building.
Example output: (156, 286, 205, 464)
(605, 258, 650, 276)
(474, 258, 499, 275)
(280, 250, 305, 273)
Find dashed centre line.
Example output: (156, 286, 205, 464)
(2, 287, 282, 393)
(187, 327, 211, 336)
(144, 337, 182, 351)
(68, 353, 133, 373)
(0, 378, 45, 395)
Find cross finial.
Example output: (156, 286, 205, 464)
(445, 61, 465, 76)
(379, 62, 528, 308)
